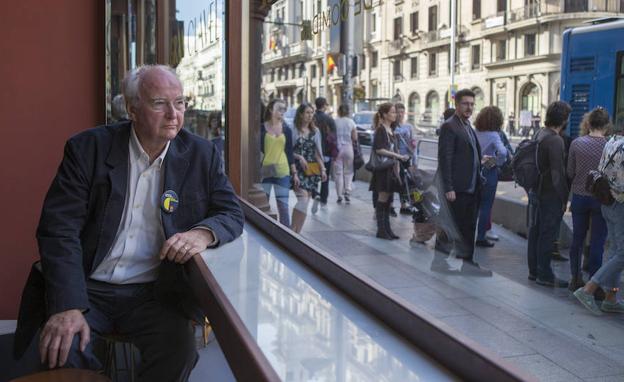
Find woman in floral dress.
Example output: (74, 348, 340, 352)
(291, 103, 327, 233)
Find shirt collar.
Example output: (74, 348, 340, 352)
(130, 126, 170, 168)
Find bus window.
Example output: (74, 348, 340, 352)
(616, 52, 624, 131)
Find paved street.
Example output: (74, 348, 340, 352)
(265, 178, 624, 382)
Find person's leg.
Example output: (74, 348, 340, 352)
(57, 281, 115, 371)
(116, 283, 197, 382)
(334, 150, 344, 200)
(291, 190, 310, 233)
(590, 203, 624, 295)
(320, 159, 332, 204)
(376, 191, 392, 239)
(535, 195, 563, 283)
(588, 197, 608, 277)
(343, 145, 354, 197)
(569, 194, 590, 281)
(527, 192, 539, 279)
(449, 193, 477, 259)
(476, 170, 497, 242)
(274, 176, 291, 227)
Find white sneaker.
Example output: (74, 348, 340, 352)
(485, 231, 499, 241)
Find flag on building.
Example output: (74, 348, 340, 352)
(327, 55, 336, 73)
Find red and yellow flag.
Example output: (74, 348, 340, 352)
(327, 55, 336, 73)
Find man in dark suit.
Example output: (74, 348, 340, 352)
(14, 65, 244, 380)
(437, 89, 490, 275)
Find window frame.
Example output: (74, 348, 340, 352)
(410, 56, 418, 79)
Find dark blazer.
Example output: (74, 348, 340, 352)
(14, 121, 244, 359)
(436, 114, 483, 193)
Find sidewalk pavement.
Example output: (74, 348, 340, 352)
(279, 180, 624, 382)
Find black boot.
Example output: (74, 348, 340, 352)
(383, 202, 400, 239)
(376, 202, 392, 240)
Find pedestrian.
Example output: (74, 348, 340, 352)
(314, 97, 337, 207)
(436, 89, 490, 275)
(370, 103, 409, 240)
(474, 106, 508, 248)
(574, 120, 624, 315)
(291, 103, 327, 233)
(508, 112, 516, 136)
(395, 103, 416, 214)
(333, 104, 357, 203)
(527, 101, 572, 288)
(260, 99, 297, 227)
(566, 107, 610, 291)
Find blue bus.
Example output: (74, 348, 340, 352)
(560, 17, 624, 138)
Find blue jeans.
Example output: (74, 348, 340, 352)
(569, 194, 607, 279)
(527, 192, 563, 280)
(591, 202, 624, 291)
(477, 167, 498, 241)
(261, 175, 291, 227)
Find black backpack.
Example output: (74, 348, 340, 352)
(511, 138, 541, 192)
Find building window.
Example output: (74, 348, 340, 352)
(271, 69, 275, 82)
(497, 40, 506, 61)
(473, 0, 481, 20)
(394, 17, 403, 40)
(410, 57, 418, 78)
(311, 64, 316, 79)
(472, 45, 481, 70)
(299, 63, 305, 77)
(372, 51, 378, 68)
(497, 0, 507, 12)
(428, 6, 437, 32)
(525, 34, 536, 56)
(393, 60, 402, 80)
(372, 13, 377, 33)
(372, 84, 378, 98)
(429, 52, 437, 76)
(360, 54, 366, 70)
(410, 12, 419, 33)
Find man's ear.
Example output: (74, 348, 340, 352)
(126, 102, 137, 121)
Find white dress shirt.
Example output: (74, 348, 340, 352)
(91, 128, 170, 284)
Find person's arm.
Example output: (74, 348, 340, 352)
(494, 134, 508, 166)
(566, 142, 576, 183)
(547, 136, 570, 206)
(284, 125, 295, 167)
(437, 122, 456, 194)
(36, 138, 93, 368)
(314, 133, 328, 181)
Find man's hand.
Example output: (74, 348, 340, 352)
(159, 229, 215, 264)
(445, 191, 456, 202)
(39, 309, 89, 369)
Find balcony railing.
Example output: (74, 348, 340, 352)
(506, 0, 621, 23)
(423, 26, 466, 43)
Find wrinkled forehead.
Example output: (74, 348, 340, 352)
(139, 69, 183, 98)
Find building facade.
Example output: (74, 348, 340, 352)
(261, 0, 622, 128)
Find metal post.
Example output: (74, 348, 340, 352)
(341, 1, 354, 111)
(450, 0, 456, 102)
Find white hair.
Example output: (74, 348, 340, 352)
(122, 65, 182, 108)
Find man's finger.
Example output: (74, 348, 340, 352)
(47, 335, 62, 368)
(58, 332, 74, 367)
(174, 244, 192, 263)
(79, 322, 90, 352)
(39, 329, 51, 364)
(168, 241, 186, 262)
(160, 235, 180, 260)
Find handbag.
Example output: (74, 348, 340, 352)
(353, 141, 365, 170)
(364, 130, 396, 172)
(304, 162, 322, 176)
(498, 155, 514, 182)
(585, 145, 622, 206)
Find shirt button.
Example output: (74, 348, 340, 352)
(134, 204, 141, 209)
(129, 235, 134, 239)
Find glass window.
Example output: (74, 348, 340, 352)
(429, 52, 437, 76)
(497, 40, 506, 61)
(615, 52, 624, 131)
(372, 51, 378, 68)
(393, 59, 402, 81)
(428, 5, 437, 32)
(410, 12, 419, 33)
(472, 45, 481, 70)
(410, 57, 418, 78)
(394, 16, 403, 40)
(525, 33, 536, 56)
(473, 0, 481, 20)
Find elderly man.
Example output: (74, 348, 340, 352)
(14, 65, 244, 381)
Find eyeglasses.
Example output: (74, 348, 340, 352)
(148, 98, 186, 112)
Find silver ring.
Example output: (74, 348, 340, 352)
(184, 245, 190, 251)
